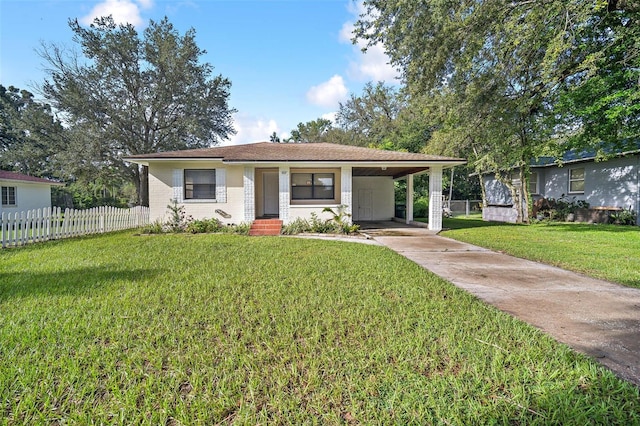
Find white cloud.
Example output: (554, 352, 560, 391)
(137, 0, 153, 9)
(81, 0, 152, 27)
(306, 75, 348, 108)
(225, 113, 280, 146)
(340, 1, 400, 83)
(349, 43, 399, 82)
(321, 112, 337, 124)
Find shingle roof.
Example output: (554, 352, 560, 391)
(0, 170, 63, 185)
(532, 141, 640, 167)
(124, 142, 465, 163)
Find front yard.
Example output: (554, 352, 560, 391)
(1, 232, 639, 423)
(441, 217, 640, 289)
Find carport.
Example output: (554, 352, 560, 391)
(352, 163, 455, 231)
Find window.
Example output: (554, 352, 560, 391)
(528, 171, 539, 195)
(291, 172, 335, 200)
(1, 186, 16, 206)
(569, 168, 585, 193)
(184, 169, 216, 200)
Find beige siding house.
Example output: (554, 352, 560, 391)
(0, 170, 63, 215)
(125, 142, 465, 231)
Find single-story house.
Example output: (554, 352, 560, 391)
(0, 170, 64, 215)
(124, 142, 466, 231)
(483, 147, 640, 225)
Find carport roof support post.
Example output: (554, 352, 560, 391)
(429, 166, 443, 231)
(406, 174, 414, 224)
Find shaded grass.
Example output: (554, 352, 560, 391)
(1, 232, 639, 424)
(441, 217, 640, 288)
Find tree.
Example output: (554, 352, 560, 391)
(269, 131, 280, 143)
(553, 2, 640, 155)
(0, 85, 65, 178)
(336, 82, 404, 147)
(39, 16, 236, 206)
(289, 118, 333, 143)
(354, 1, 638, 221)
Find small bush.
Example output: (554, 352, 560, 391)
(321, 205, 360, 234)
(222, 223, 251, 235)
(308, 212, 338, 233)
(533, 195, 589, 222)
(186, 218, 222, 234)
(611, 208, 637, 226)
(145, 200, 250, 235)
(282, 217, 311, 235)
(140, 219, 166, 234)
(281, 209, 360, 235)
(166, 199, 192, 232)
(414, 196, 429, 218)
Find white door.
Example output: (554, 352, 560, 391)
(263, 171, 279, 216)
(358, 189, 373, 221)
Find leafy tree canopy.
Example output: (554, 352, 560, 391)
(354, 0, 639, 222)
(39, 16, 236, 205)
(0, 85, 65, 179)
(355, 0, 639, 157)
(289, 118, 334, 143)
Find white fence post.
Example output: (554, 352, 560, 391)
(1, 212, 5, 249)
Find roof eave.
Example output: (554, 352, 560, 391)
(0, 178, 64, 186)
(532, 148, 640, 168)
(124, 158, 466, 167)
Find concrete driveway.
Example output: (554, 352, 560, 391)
(374, 233, 640, 387)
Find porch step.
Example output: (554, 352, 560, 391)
(249, 219, 283, 236)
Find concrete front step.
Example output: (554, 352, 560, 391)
(249, 219, 283, 236)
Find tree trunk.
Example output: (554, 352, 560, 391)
(478, 174, 488, 208)
(520, 168, 531, 223)
(509, 184, 523, 223)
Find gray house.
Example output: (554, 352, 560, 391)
(483, 147, 640, 225)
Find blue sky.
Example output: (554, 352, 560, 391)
(0, 0, 399, 145)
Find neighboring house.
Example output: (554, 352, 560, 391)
(124, 142, 465, 231)
(0, 170, 64, 215)
(483, 147, 640, 225)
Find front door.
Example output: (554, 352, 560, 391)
(358, 189, 373, 221)
(263, 171, 279, 216)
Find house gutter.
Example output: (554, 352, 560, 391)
(123, 158, 467, 168)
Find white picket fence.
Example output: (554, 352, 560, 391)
(1, 205, 150, 248)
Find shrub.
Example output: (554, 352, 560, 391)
(140, 219, 166, 234)
(186, 218, 222, 234)
(281, 217, 311, 235)
(222, 223, 251, 235)
(166, 199, 192, 232)
(533, 195, 589, 222)
(309, 213, 337, 233)
(321, 205, 360, 234)
(145, 200, 249, 235)
(413, 196, 429, 218)
(611, 208, 637, 226)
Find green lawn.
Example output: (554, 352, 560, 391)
(441, 216, 640, 288)
(1, 232, 639, 424)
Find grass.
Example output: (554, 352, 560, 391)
(1, 232, 639, 424)
(440, 216, 640, 288)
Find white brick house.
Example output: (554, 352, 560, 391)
(125, 142, 465, 231)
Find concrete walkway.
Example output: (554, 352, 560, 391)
(373, 233, 640, 387)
